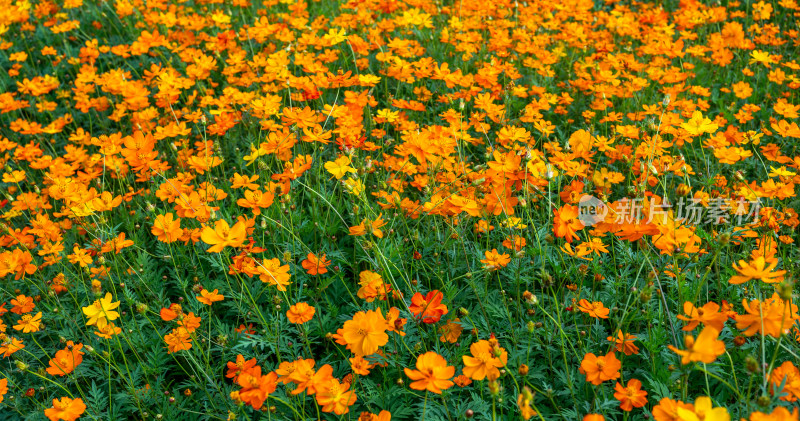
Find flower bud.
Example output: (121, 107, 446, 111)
(488, 380, 500, 396)
(778, 280, 794, 302)
(745, 355, 759, 373)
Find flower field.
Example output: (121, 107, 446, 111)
(1, 0, 800, 419)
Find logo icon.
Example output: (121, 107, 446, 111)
(577, 195, 607, 227)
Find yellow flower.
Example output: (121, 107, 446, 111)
(343, 178, 364, 195)
(82, 293, 120, 328)
(681, 111, 718, 136)
(324, 156, 356, 180)
(676, 397, 730, 421)
(324, 28, 347, 45)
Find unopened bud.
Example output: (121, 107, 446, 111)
(488, 380, 500, 396)
(745, 355, 759, 373)
(778, 280, 794, 301)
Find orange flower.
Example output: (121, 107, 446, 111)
(315, 378, 357, 415)
(164, 327, 192, 353)
(356, 270, 392, 302)
(584, 416, 605, 421)
(0, 337, 24, 357)
(385, 307, 407, 337)
(577, 299, 609, 319)
(287, 302, 316, 324)
(652, 398, 694, 421)
(44, 397, 86, 421)
(749, 407, 799, 421)
(46, 341, 84, 376)
(462, 339, 508, 381)
(359, 410, 392, 421)
(667, 326, 726, 365)
(614, 378, 648, 411)
(553, 204, 583, 243)
(67, 246, 92, 267)
(95, 323, 122, 339)
(770, 361, 800, 402)
(503, 235, 527, 252)
(200, 219, 247, 253)
(301, 252, 331, 275)
(0, 378, 6, 403)
(196, 288, 224, 305)
(454, 374, 472, 387)
(350, 356, 372, 376)
(409, 290, 448, 324)
(341, 309, 388, 356)
(226, 355, 258, 382)
(579, 351, 621, 385)
(275, 357, 307, 384)
(50, 274, 68, 294)
(480, 249, 511, 271)
(236, 189, 275, 215)
(151, 213, 183, 243)
(178, 312, 201, 332)
(517, 386, 537, 420)
(13, 311, 42, 333)
(439, 318, 463, 343)
(404, 351, 455, 394)
(258, 258, 292, 290)
(160, 303, 182, 321)
(348, 214, 388, 238)
(237, 366, 278, 410)
(729, 256, 787, 284)
(736, 292, 799, 338)
(607, 331, 639, 355)
(10, 294, 35, 314)
(290, 361, 334, 396)
(676, 301, 728, 331)
(474, 220, 494, 234)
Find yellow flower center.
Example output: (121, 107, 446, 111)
(476, 352, 492, 364)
